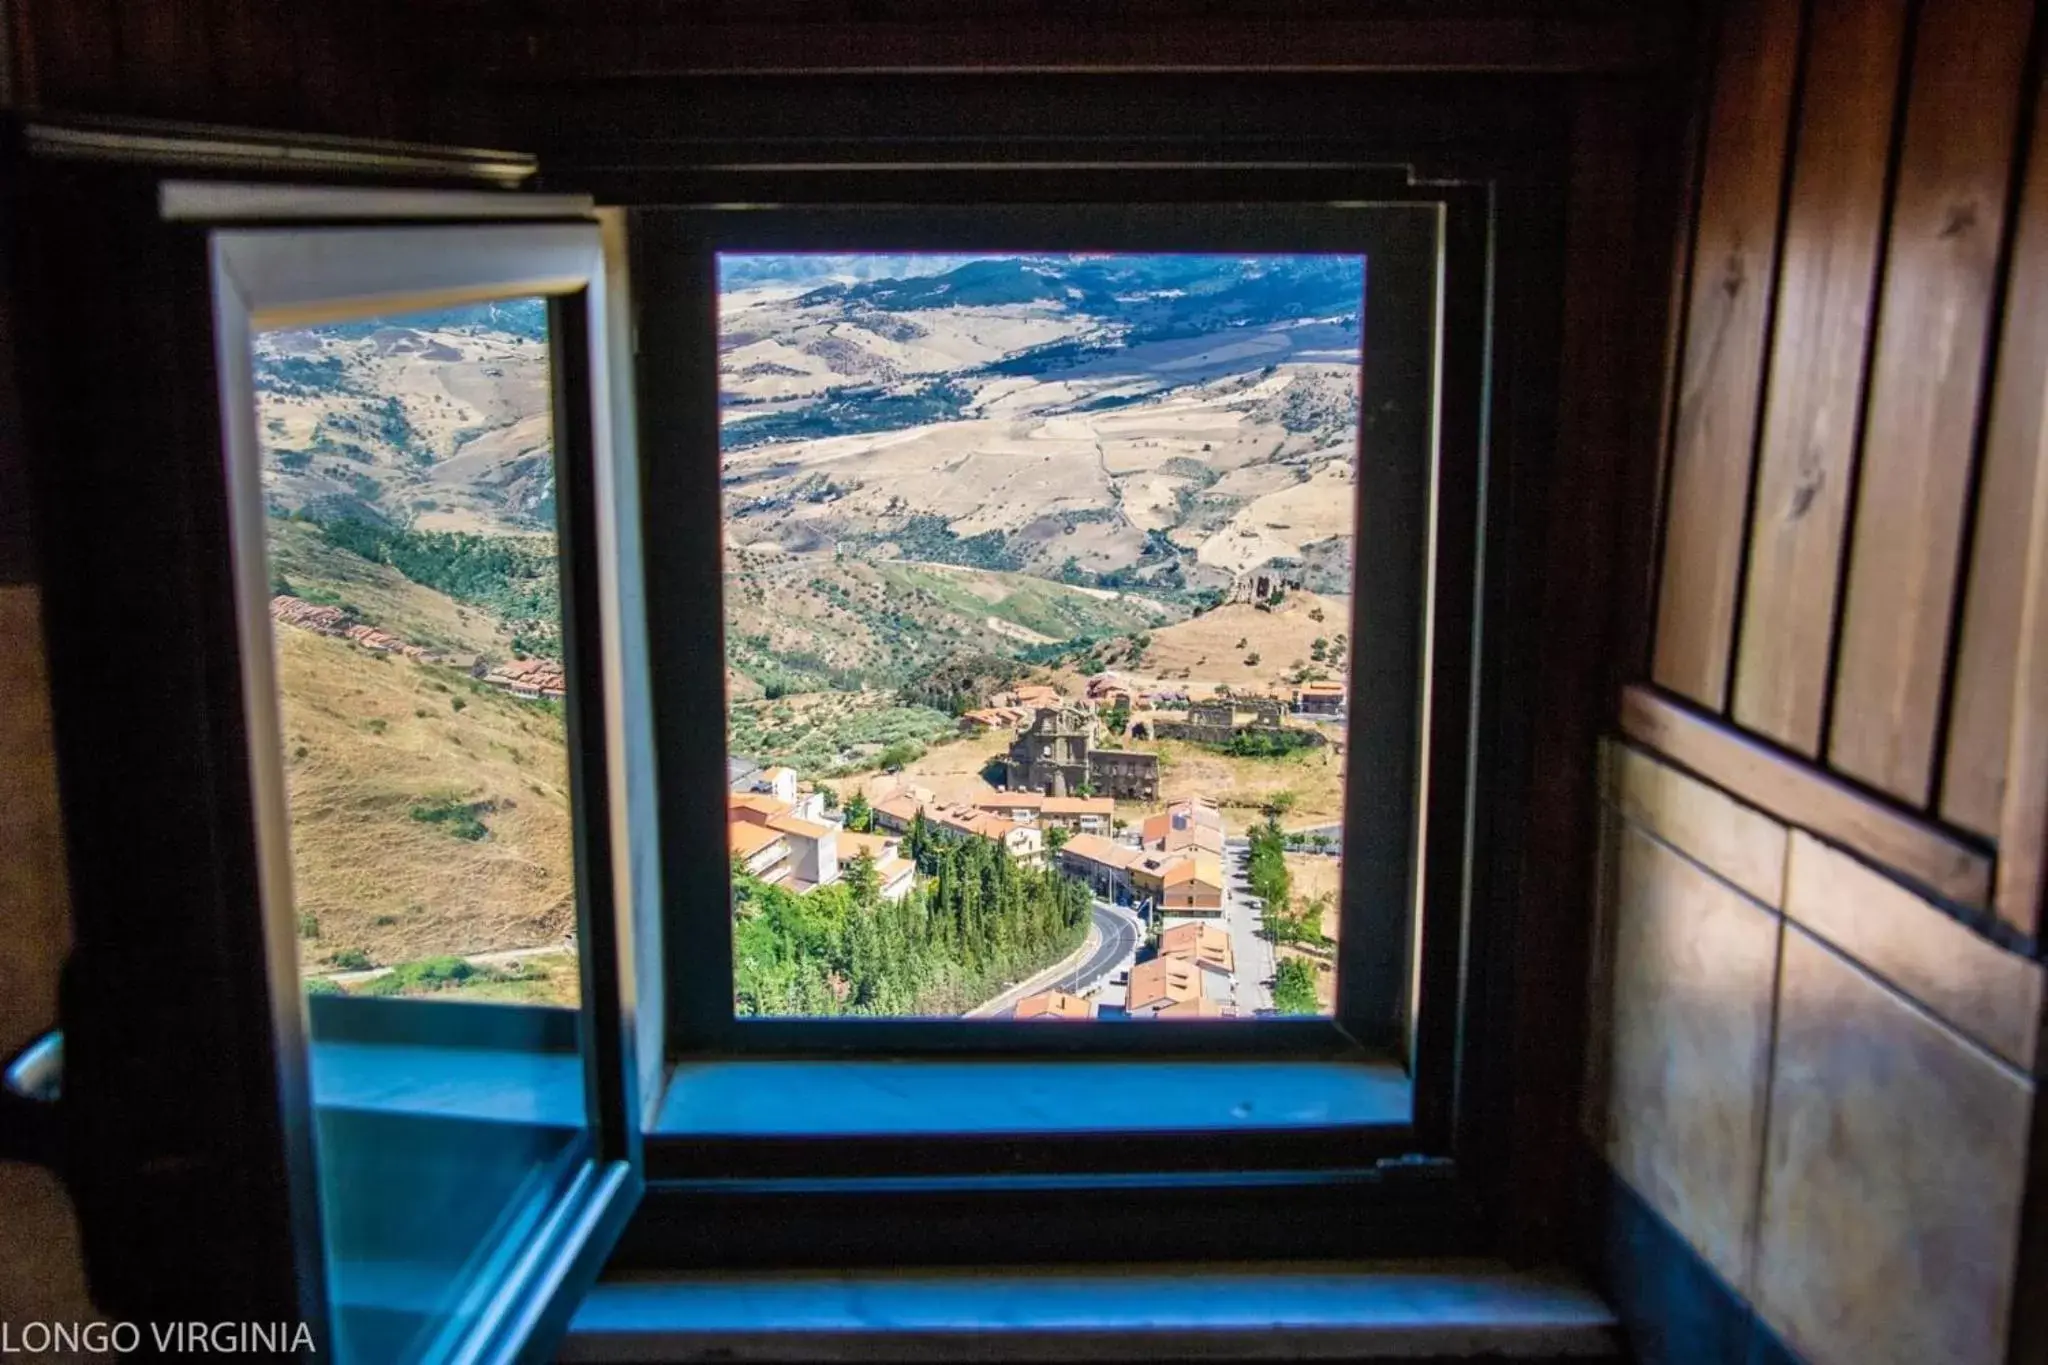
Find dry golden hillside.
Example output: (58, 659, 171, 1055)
(267, 517, 520, 659)
(272, 627, 577, 991)
(1132, 590, 1351, 695)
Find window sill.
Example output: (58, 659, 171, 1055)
(310, 1039, 585, 1128)
(561, 1262, 1619, 1361)
(656, 1059, 1412, 1138)
(305, 1045, 1410, 1138)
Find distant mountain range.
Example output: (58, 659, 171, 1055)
(715, 251, 1365, 695)
(720, 254, 1009, 290)
(797, 253, 1362, 347)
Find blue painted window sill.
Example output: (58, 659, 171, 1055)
(561, 1262, 1620, 1361)
(656, 1059, 1413, 1137)
(310, 1041, 1414, 1139)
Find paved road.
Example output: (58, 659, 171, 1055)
(1223, 845, 1276, 1014)
(967, 902, 1138, 1018)
(1049, 902, 1142, 995)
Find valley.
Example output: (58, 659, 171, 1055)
(251, 253, 1366, 1013)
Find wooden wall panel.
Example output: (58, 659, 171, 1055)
(1620, 685, 1994, 909)
(1945, 72, 2048, 842)
(9, 0, 427, 139)
(1646, 0, 2048, 936)
(1730, 0, 1908, 754)
(1650, 0, 1804, 709)
(1827, 0, 2035, 805)
(1992, 367, 2048, 939)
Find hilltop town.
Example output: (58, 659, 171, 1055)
(246, 255, 1360, 1013)
(728, 659, 1345, 1017)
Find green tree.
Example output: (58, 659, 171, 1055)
(1272, 957, 1319, 1013)
(1044, 825, 1071, 854)
(1247, 817, 1292, 908)
(844, 791, 874, 833)
(843, 848, 881, 909)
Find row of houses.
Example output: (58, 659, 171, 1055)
(481, 656, 566, 700)
(965, 790, 1116, 836)
(270, 594, 568, 699)
(728, 787, 917, 901)
(271, 595, 431, 660)
(871, 788, 1045, 867)
(1055, 798, 1227, 914)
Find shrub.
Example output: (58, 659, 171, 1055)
(1271, 957, 1320, 1014)
(876, 739, 925, 771)
(410, 796, 489, 840)
(329, 947, 373, 971)
(357, 955, 495, 996)
(1225, 729, 1316, 758)
(450, 696, 467, 712)
(304, 977, 343, 997)
(298, 912, 320, 940)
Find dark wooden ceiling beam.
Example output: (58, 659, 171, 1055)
(430, 15, 1683, 82)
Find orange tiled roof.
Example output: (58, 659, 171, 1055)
(1060, 834, 1143, 870)
(1158, 920, 1234, 972)
(729, 792, 794, 825)
(1014, 990, 1094, 1020)
(729, 822, 786, 858)
(1042, 796, 1114, 816)
(1126, 957, 1203, 1010)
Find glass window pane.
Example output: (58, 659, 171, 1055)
(256, 298, 578, 1006)
(718, 253, 1359, 1020)
(250, 297, 591, 1361)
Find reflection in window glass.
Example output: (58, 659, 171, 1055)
(251, 298, 591, 1364)
(254, 299, 579, 1006)
(719, 253, 1362, 1020)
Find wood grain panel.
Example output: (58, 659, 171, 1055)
(13, 0, 122, 109)
(1619, 685, 1993, 908)
(1730, 0, 1909, 753)
(1994, 368, 2048, 938)
(1945, 72, 2048, 839)
(1784, 831, 2041, 1070)
(1651, 0, 1803, 708)
(1828, 0, 2036, 804)
(1612, 742, 1789, 908)
(114, 0, 211, 118)
(448, 16, 1685, 79)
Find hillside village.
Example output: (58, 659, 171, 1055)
(271, 593, 568, 699)
(728, 661, 1346, 1017)
(250, 257, 1359, 1013)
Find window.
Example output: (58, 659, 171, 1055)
(21, 131, 1504, 1334)
(254, 297, 580, 1006)
(202, 216, 642, 1361)
(717, 252, 1360, 1023)
(638, 199, 1476, 1085)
